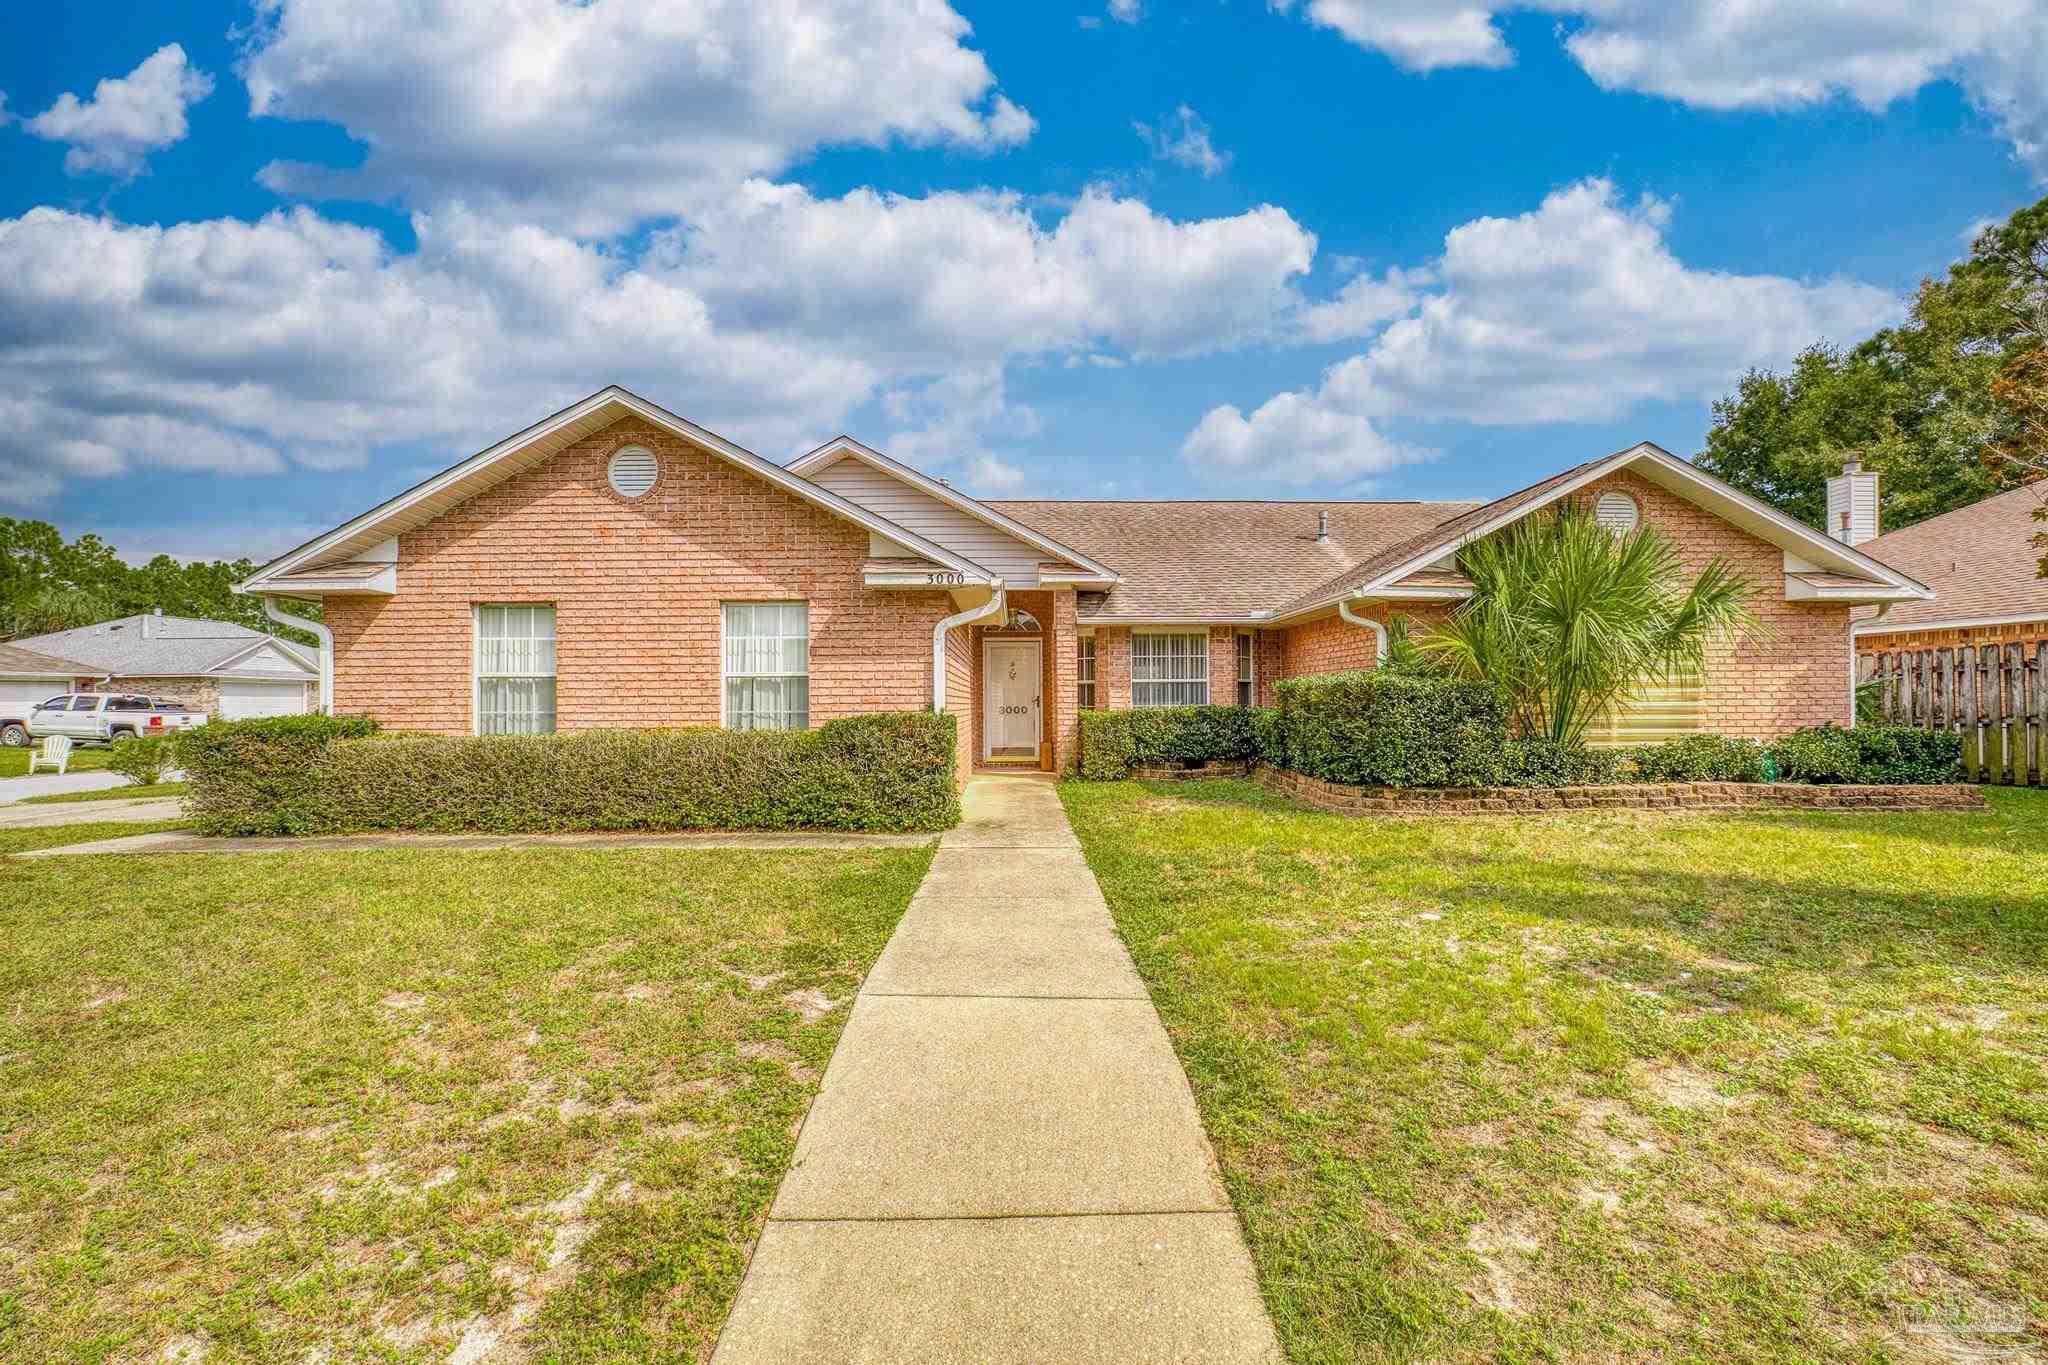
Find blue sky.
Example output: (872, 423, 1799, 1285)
(1, 0, 2039, 564)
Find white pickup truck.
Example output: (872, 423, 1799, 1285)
(25, 692, 209, 745)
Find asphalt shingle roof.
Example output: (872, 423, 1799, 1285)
(984, 499, 1478, 622)
(10, 614, 314, 678)
(0, 642, 97, 677)
(1855, 484, 2048, 630)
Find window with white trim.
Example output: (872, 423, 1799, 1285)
(1132, 632, 1208, 707)
(1236, 631, 1255, 707)
(476, 605, 557, 734)
(1077, 636, 1097, 709)
(723, 602, 809, 730)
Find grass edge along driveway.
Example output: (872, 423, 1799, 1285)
(0, 841, 930, 1362)
(1063, 778, 2048, 1364)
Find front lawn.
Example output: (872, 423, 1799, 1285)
(0, 745, 113, 778)
(1063, 780, 2048, 1363)
(15, 780, 188, 805)
(0, 842, 930, 1361)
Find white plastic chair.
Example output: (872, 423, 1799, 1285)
(27, 734, 72, 775)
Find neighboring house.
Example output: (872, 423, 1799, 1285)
(9, 612, 320, 719)
(237, 385, 1931, 775)
(0, 641, 100, 746)
(1849, 482, 2048, 657)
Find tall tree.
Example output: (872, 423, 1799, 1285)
(1698, 195, 2048, 535)
(0, 519, 315, 643)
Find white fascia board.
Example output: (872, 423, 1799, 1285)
(1854, 612, 2048, 636)
(1785, 579, 1926, 603)
(210, 638, 322, 677)
(792, 437, 1122, 583)
(1036, 570, 1120, 588)
(239, 387, 998, 593)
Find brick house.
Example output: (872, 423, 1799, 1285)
(9, 613, 319, 721)
(238, 386, 1932, 776)
(1848, 482, 2048, 658)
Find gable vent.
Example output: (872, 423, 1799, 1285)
(607, 446, 659, 499)
(1594, 490, 1639, 535)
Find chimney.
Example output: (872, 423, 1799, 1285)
(1825, 459, 1879, 546)
(1315, 509, 1330, 543)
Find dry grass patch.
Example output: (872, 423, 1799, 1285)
(1065, 778, 2048, 1363)
(0, 840, 927, 1362)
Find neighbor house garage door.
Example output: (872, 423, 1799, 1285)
(218, 679, 311, 720)
(2, 677, 74, 723)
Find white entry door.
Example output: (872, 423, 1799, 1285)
(984, 640, 1042, 758)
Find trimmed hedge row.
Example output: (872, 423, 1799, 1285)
(1274, 672, 1511, 789)
(1766, 724, 1963, 785)
(180, 712, 959, 836)
(1073, 673, 1965, 791)
(1076, 706, 1270, 781)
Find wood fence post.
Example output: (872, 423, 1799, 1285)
(2033, 641, 2047, 788)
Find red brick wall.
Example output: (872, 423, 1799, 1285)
(1575, 470, 1853, 737)
(1206, 626, 1237, 707)
(324, 417, 958, 734)
(1098, 626, 1133, 708)
(1268, 471, 1856, 739)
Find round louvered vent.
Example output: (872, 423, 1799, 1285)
(1594, 490, 1639, 535)
(607, 445, 659, 499)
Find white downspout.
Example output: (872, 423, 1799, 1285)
(1337, 597, 1387, 667)
(933, 587, 1007, 712)
(265, 595, 334, 714)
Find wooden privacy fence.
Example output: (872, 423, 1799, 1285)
(1865, 643, 2047, 786)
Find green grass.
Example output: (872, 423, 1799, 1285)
(13, 781, 188, 805)
(0, 745, 113, 778)
(1062, 779, 2048, 1363)
(0, 841, 930, 1362)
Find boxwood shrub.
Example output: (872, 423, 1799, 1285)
(182, 711, 958, 836)
(1623, 734, 1772, 783)
(1077, 705, 1272, 781)
(1767, 723, 1963, 785)
(1499, 737, 1622, 788)
(1274, 671, 1510, 788)
(180, 713, 381, 835)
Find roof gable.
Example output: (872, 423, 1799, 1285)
(10, 613, 298, 677)
(240, 387, 999, 594)
(1272, 443, 1933, 620)
(790, 437, 1119, 586)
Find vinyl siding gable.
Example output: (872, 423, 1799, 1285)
(809, 456, 1071, 586)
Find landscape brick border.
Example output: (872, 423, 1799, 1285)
(1248, 764, 1987, 815)
(1129, 761, 1251, 781)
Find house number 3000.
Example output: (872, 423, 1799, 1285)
(999, 705, 1031, 715)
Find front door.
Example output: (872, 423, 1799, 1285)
(984, 640, 1042, 760)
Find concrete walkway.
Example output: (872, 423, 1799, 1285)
(0, 796, 186, 830)
(712, 775, 1281, 1364)
(13, 827, 938, 858)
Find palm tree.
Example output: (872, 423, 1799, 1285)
(1422, 506, 1761, 745)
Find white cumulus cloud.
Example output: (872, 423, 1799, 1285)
(1182, 391, 1426, 485)
(23, 43, 213, 177)
(1185, 178, 1901, 481)
(0, 184, 1320, 506)
(1279, 0, 2048, 178)
(238, 0, 1035, 235)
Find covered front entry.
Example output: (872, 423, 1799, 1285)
(982, 638, 1042, 763)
